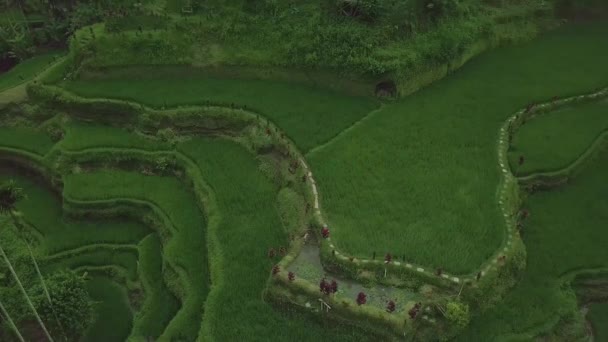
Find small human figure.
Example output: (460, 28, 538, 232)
(519, 155, 525, 166)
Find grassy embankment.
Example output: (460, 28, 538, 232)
(179, 138, 374, 341)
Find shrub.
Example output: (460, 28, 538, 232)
(445, 301, 470, 330)
(30, 270, 93, 339)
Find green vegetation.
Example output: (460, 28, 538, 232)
(588, 302, 608, 341)
(509, 99, 608, 176)
(458, 150, 608, 340)
(0, 127, 54, 155)
(64, 170, 210, 341)
(30, 271, 93, 339)
(60, 121, 169, 151)
(2, 1, 608, 340)
(180, 138, 373, 341)
(82, 276, 133, 342)
(307, 23, 608, 273)
(132, 234, 180, 339)
(5, 172, 150, 255)
(61, 72, 378, 152)
(0, 52, 63, 92)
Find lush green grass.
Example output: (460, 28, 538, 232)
(60, 68, 379, 152)
(509, 99, 608, 176)
(179, 137, 374, 341)
(82, 276, 133, 342)
(131, 234, 180, 339)
(60, 120, 169, 151)
(307, 23, 608, 273)
(588, 302, 608, 341)
(458, 150, 608, 340)
(64, 170, 209, 341)
(0, 52, 63, 92)
(0, 127, 55, 155)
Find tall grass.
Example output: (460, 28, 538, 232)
(307, 22, 608, 273)
(60, 70, 379, 152)
(64, 170, 210, 341)
(179, 138, 375, 341)
(457, 150, 608, 340)
(509, 99, 608, 176)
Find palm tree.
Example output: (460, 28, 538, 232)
(0, 181, 54, 342)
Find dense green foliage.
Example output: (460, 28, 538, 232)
(308, 23, 608, 273)
(30, 271, 93, 339)
(509, 99, 608, 176)
(66, 0, 556, 81)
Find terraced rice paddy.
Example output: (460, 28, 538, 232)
(0, 52, 63, 92)
(458, 149, 608, 340)
(1, 20, 607, 342)
(509, 99, 608, 176)
(0, 118, 374, 340)
(61, 72, 379, 152)
(306, 23, 608, 274)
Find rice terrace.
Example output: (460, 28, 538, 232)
(0, 1, 607, 341)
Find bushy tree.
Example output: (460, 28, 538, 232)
(445, 301, 470, 329)
(31, 271, 93, 339)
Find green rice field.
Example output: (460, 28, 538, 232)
(1, 13, 607, 342)
(61, 72, 379, 152)
(0, 52, 63, 92)
(458, 149, 608, 340)
(307, 23, 608, 273)
(509, 99, 608, 176)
